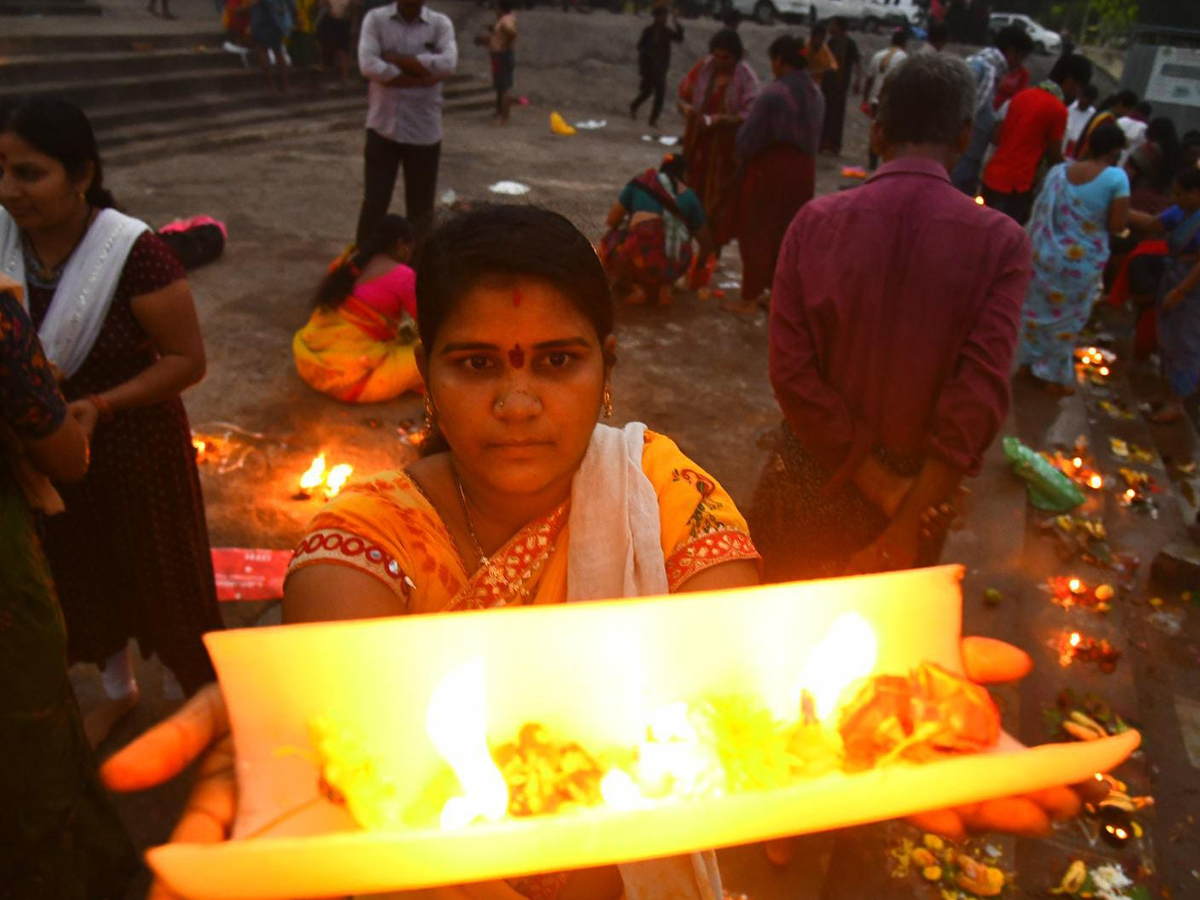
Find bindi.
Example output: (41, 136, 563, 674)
(512, 288, 522, 307)
(508, 343, 525, 368)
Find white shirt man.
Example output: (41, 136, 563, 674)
(356, 0, 458, 245)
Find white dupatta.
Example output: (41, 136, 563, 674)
(567, 421, 724, 900)
(0, 207, 150, 379)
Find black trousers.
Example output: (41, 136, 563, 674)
(356, 128, 441, 247)
(980, 184, 1034, 226)
(631, 69, 668, 125)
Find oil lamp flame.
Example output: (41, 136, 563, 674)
(1088, 474, 1103, 490)
(1098, 366, 1110, 377)
(325, 463, 354, 498)
(426, 658, 509, 830)
(796, 612, 878, 722)
(1069, 631, 1082, 648)
(974, 195, 985, 206)
(300, 454, 327, 492)
(1068, 578, 1083, 594)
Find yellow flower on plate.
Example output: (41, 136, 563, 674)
(1066, 244, 1086, 261)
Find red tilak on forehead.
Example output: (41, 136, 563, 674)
(508, 344, 525, 368)
(512, 288, 522, 307)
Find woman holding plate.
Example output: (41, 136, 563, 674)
(103, 206, 1090, 900)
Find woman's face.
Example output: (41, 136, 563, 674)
(424, 277, 614, 498)
(712, 48, 736, 75)
(0, 131, 89, 231)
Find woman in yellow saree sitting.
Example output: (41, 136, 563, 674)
(293, 214, 423, 403)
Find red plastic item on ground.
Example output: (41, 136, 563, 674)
(688, 254, 715, 290)
(211, 548, 291, 601)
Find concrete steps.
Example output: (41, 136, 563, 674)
(0, 0, 102, 16)
(0, 29, 495, 159)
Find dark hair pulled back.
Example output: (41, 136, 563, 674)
(768, 35, 807, 70)
(415, 204, 612, 352)
(1085, 122, 1126, 160)
(314, 214, 412, 310)
(709, 28, 744, 61)
(0, 97, 116, 209)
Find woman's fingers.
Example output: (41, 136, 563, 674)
(167, 736, 237, 844)
(101, 683, 229, 792)
(959, 796, 1052, 837)
(1025, 785, 1083, 821)
(960, 636, 1033, 685)
(905, 808, 966, 843)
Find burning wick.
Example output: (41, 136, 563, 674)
(325, 463, 354, 498)
(1124, 488, 1136, 501)
(296, 453, 327, 499)
(974, 195, 985, 206)
(1088, 474, 1104, 490)
(1098, 366, 1110, 377)
(1072, 456, 1084, 470)
(1068, 578, 1084, 594)
(1069, 631, 1082, 648)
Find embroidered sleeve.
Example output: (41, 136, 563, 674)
(286, 476, 421, 608)
(641, 431, 761, 592)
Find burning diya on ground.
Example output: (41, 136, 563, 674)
(1074, 346, 1117, 383)
(1117, 468, 1158, 513)
(1046, 576, 1116, 613)
(1041, 437, 1105, 491)
(148, 567, 1139, 900)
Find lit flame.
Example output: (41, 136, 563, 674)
(426, 659, 509, 830)
(325, 463, 354, 498)
(1098, 366, 1110, 377)
(1072, 457, 1083, 469)
(796, 612, 878, 722)
(1068, 578, 1083, 594)
(1124, 488, 1136, 500)
(599, 769, 644, 810)
(974, 195, 985, 206)
(300, 453, 327, 491)
(1088, 474, 1103, 490)
(1069, 631, 1082, 647)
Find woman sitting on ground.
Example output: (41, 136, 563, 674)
(601, 153, 713, 306)
(293, 214, 423, 403)
(1016, 122, 1129, 394)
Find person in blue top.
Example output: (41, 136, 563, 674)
(600, 153, 714, 307)
(1130, 166, 1200, 423)
(1016, 122, 1129, 393)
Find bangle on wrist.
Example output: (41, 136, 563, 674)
(88, 393, 114, 423)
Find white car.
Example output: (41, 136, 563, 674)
(862, 0, 923, 31)
(727, 0, 811, 25)
(988, 12, 1063, 54)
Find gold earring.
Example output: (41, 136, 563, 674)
(423, 394, 436, 430)
(603, 383, 613, 419)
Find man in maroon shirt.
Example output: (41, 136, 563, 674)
(749, 53, 1032, 582)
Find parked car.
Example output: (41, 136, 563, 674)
(728, 0, 810, 25)
(863, 0, 923, 31)
(988, 12, 1063, 54)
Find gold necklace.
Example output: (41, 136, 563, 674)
(452, 467, 489, 568)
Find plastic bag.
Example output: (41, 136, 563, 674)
(1003, 436, 1086, 512)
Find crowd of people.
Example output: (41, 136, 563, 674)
(4, 1, 1200, 898)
